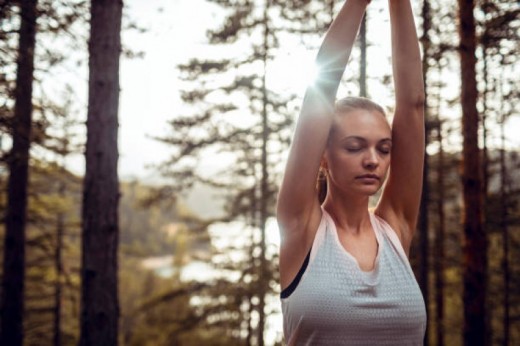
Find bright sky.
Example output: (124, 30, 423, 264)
(109, 0, 321, 183)
(118, 0, 219, 182)
(46, 0, 224, 182)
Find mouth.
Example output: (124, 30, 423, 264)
(355, 174, 380, 184)
(356, 174, 380, 180)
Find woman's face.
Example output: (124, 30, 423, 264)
(323, 108, 392, 197)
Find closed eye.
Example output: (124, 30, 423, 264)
(378, 146, 391, 154)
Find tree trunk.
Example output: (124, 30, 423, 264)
(0, 1, 37, 345)
(419, 0, 431, 344)
(457, 0, 487, 344)
(499, 102, 510, 346)
(481, 43, 489, 211)
(480, 30, 492, 346)
(434, 119, 445, 346)
(359, 13, 367, 98)
(433, 42, 445, 346)
(79, 0, 122, 345)
(53, 178, 65, 346)
(258, 2, 270, 345)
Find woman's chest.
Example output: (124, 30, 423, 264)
(287, 239, 426, 331)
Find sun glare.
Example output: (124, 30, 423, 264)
(305, 62, 321, 88)
(267, 50, 319, 93)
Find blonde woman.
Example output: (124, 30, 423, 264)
(277, 0, 427, 344)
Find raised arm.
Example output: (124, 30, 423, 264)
(376, 0, 425, 254)
(277, 0, 369, 287)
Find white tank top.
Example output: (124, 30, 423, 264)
(281, 209, 427, 345)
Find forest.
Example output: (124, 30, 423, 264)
(0, 0, 518, 345)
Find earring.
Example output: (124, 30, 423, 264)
(319, 167, 328, 180)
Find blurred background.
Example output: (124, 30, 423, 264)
(0, 0, 518, 345)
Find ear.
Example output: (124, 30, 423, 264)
(320, 156, 328, 170)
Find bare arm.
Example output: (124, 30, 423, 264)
(376, 0, 425, 255)
(277, 0, 369, 289)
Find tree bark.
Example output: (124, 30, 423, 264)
(499, 101, 510, 346)
(0, 1, 37, 345)
(258, 2, 270, 345)
(79, 0, 122, 345)
(433, 41, 445, 346)
(359, 13, 367, 98)
(480, 28, 492, 346)
(53, 178, 65, 346)
(457, 0, 487, 344)
(434, 118, 445, 346)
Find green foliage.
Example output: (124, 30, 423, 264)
(22, 159, 82, 346)
(0, 157, 211, 344)
(119, 181, 179, 257)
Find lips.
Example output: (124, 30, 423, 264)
(356, 174, 380, 180)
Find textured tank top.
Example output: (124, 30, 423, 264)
(281, 209, 427, 345)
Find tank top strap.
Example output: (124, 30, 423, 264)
(309, 207, 331, 263)
(370, 213, 415, 274)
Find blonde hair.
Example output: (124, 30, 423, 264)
(334, 96, 386, 116)
(317, 96, 387, 204)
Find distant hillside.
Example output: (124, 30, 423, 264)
(119, 180, 211, 258)
(184, 182, 226, 219)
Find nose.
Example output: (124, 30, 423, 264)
(362, 149, 379, 170)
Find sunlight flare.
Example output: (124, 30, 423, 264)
(267, 51, 319, 92)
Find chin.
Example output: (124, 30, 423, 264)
(360, 185, 382, 196)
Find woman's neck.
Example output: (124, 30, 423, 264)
(322, 189, 372, 235)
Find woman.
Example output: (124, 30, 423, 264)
(277, 0, 426, 344)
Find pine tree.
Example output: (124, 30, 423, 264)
(457, 0, 486, 344)
(0, 1, 38, 344)
(0, 4, 91, 343)
(431, 14, 448, 344)
(23, 159, 82, 345)
(154, 1, 323, 343)
(79, 0, 122, 344)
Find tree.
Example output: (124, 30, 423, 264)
(457, 0, 486, 344)
(430, 14, 449, 343)
(418, 1, 432, 344)
(498, 98, 510, 346)
(0, 1, 38, 345)
(79, 0, 122, 344)
(22, 159, 82, 345)
(49, 97, 83, 346)
(1, 2, 94, 344)
(155, 1, 311, 343)
(359, 13, 367, 97)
